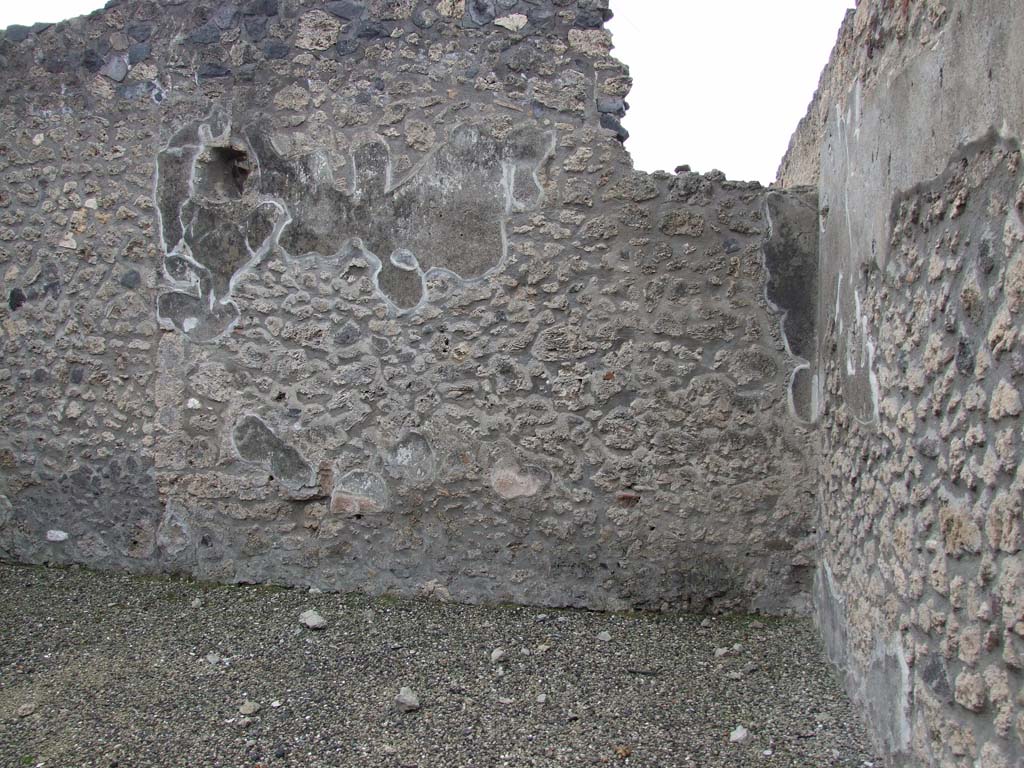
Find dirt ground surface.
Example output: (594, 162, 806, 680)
(0, 563, 881, 767)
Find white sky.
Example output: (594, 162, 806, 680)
(2, 1, 853, 184)
(607, 0, 854, 183)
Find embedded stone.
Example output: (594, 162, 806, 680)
(5, 25, 31, 43)
(243, 0, 279, 15)
(954, 671, 986, 712)
(490, 457, 549, 499)
(567, 28, 612, 57)
(126, 22, 153, 41)
(326, 1, 365, 19)
(190, 23, 222, 45)
(197, 63, 231, 79)
(599, 113, 628, 142)
(464, 0, 495, 27)
(274, 83, 311, 111)
(988, 380, 1022, 420)
(436, 0, 464, 18)
(211, 4, 239, 29)
(128, 43, 151, 65)
(660, 209, 705, 237)
(494, 14, 527, 32)
(295, 11, 342, 51)
(262, 39, 290, 59)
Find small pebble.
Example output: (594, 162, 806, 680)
(16, 703, 36, 718)
(299, 608, 327, 629)
(394, 687, 420, 713)
(239, 700, 261, 716)
(597, 631, 612, 642)
(730, 725, 750, 743)
(490, 648, 506, 664)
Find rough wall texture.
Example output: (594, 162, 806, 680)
(780, 0, 1024, 765)
(0, 0, 817, 614)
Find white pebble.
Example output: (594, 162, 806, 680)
(394, 687, 420, 713)
(298, 609, 327, 630)
(729, 725, 750, 744)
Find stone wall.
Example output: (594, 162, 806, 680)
(779, 0, 1024, 765)
(0, 0, 817, 614)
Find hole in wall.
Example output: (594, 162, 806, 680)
(197, 145, 252, 200)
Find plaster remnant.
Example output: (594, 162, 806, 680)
(385, 433, 435, 484)
(232, 415, 313, 489)
(331, 470, 389, 515)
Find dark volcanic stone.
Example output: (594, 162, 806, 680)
(242, 0, 278, 15)
(599, 113, 628, 142)
(211, 4, 239, 29)
(978, 239, 995, 274)
(244, 16, 267, 41)
(198, 63, 231, 79)
(81, 49, 104, 72)
(596, 95, 625, 115)
(128, 42, 150, 64)
(464, 0, 495, 27)
(411, 7, 438, 28)
(956, 337, 975, 375)
(126, 22, 153, 42)
(261, 39, 290, 59)
(335, 38, 360, 56)
(190, 23, 222, 45)
(574, 9, 606, 28)
(4, 25, 32, 43)
(325, 0, 365, 20)
(119, 270, 141, 290)
(8, 288, 26, 311)
(43, 52, 67, 73)
(355, 21, 388, 39)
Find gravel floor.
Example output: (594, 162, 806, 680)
(0, 563, 881, 768)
